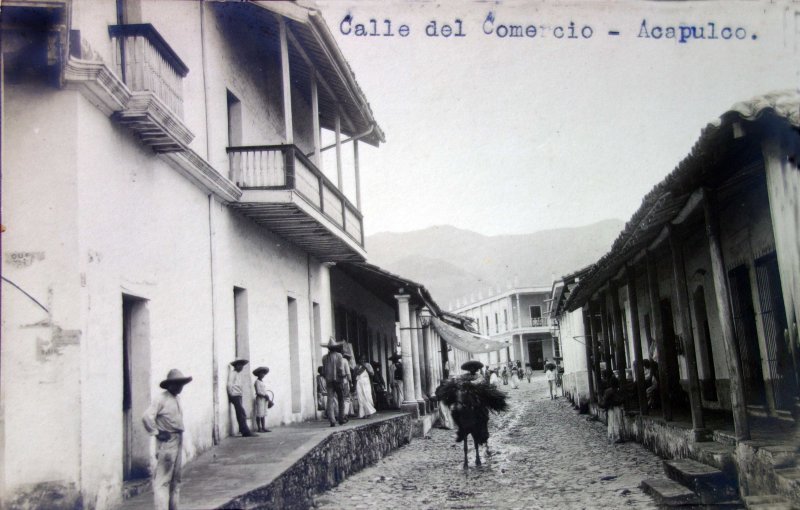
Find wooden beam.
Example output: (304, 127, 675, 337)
(353, 140, 361, 210)
(626, 264, 648, 414)
(702, 188, 749, 440)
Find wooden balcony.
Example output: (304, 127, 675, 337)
(226, 144, 366, 262)
(108, 24, 192, 152)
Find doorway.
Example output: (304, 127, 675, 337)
(754, 253, 795, 411)
(693, 286, 718, 401)
(233, 287, 252, 434)
(528, 340, 544, 370)
(122, 295, 150, 481)
(728, 265, 767, 406)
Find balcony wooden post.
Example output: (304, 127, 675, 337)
(354, 140, 362, 210)
(335, 113, 343, 190)
(284, 147, 295, 189)
(703, 188, 750, 441)
(278, 17, 293, 145)
(311, 74, 321, 167)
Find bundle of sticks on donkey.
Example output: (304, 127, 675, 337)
(436, 360, 508, 468)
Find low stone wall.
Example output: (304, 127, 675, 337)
(219, 414, 413, 509)
(625, 415, 694, 461)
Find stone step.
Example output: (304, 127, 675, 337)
(743, 494, 794, 510)
(774, 467, 800, 507)
(692, 440, 736, 474)
(641, 478, 700, 506)
(748, 405, 770, 418)
(664, 458, 739, 504)
(713, 429, 738, 447)
(759, 444, 797, 469)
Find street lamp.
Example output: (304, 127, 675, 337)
(419, 306, 432, 327)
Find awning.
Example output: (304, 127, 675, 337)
(431, 317, 509, 354)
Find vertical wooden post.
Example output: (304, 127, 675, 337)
(311, 73, 321, 166)
(647, 251, 672, 420)
(610, 281, 628, 384)
(395, 294, 418, 416)
(626, 264, 648, 414)
(335, 113, 343, 190)
(354, 140, 362, 210)
(589, 300, 603, 401)
(668, 225, 706, 434)
(583, 306, 597, 404)
(703, 189, 750, 441)
(278, 17, 293, 145)
(600, 290, 613, 371)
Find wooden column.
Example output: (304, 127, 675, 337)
(669, 225, 706, 434)
(703, 189, 749, 440)
(626, 265, 648, 414)
(311, 74, 321, 166)
(589, 300, 603, 401)
(422, 310, 435, 397)
(610, 281, 628, 384)
(278, 17, 293, 144)
(583, 306, 597, 403)
(600, 290, 613, 371)
(354, 140, 362, 209)
(335, 114, 343, 190)
(647, 251, 672, 420)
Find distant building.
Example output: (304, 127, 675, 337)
(452, 287, 556, 369)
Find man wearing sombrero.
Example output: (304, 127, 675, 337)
(322, 338, 347, 427)
(142, 368, 192, 510)
(227, 359, 256, 437)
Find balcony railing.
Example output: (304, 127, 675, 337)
(519, 317, 549, 328)
(109, 24, 188, 118)
(226, 144, 364, 246)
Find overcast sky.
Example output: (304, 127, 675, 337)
(314, 0, 798, 237)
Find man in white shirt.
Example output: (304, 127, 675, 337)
(142, 369, 192, 510)
(227, 359, 256, 437)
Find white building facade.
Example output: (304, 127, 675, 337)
(1, 1, 384, 508)
(452, 287, 556, 369)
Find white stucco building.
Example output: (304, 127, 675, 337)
(1, 1, 389, 507)
(452, 287, 556, 369)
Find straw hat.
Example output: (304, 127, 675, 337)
(230, 359, 249, 368)
(322, 337, 344, 351)
(252, 366, 269, 377)
(461, 360, 484, 374)
(387, 353, 402, 362)
(160, 368, 193, 389)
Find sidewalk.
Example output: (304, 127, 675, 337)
(118, 411, 411, 510)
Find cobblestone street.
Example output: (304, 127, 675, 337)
(313, 375, 665, 509)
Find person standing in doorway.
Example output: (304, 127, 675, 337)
(227, 359, 256, 437)
(322, 338, 346, 427)
(142, 368, 192, 510)
(252, 366, 271, 433)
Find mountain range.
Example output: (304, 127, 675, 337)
(364, 219, 624, 309)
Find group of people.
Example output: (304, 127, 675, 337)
(142, 358, 273, 509)
(481, 360, 534, 389)
(318, 338, 378, 427)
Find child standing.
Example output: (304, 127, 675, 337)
(253, 366, 271, 432)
